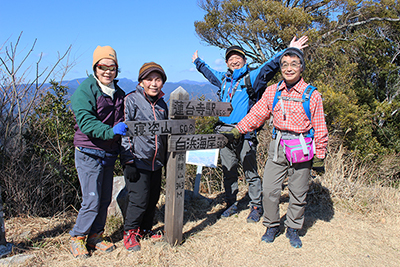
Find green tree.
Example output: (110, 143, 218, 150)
(21, 80, 79, 215)
(25, 80, 77, 182)
(195, 0, 400, 157)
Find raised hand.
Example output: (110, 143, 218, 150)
(289, 36, 309, 50)
(192, 50, 199, 63)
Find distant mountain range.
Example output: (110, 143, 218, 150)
(61, 78, 219, 102)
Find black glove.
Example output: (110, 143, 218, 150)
(124, 162, 138, 182)
(220, 127, 241, 144)
(312, 157, 325, 174)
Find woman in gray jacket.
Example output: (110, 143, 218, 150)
(121, 62, 168, 252)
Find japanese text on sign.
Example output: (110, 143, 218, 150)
(170, 100, 233, 118)
(168, 134, 228, 152)
(125, 119, 195, 136)
(175, 153, 186, 198)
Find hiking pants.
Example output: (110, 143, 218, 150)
(70, 148, 115, 237)
(220, 137, 262, 208)
(262, 139, 311, 230)
(124, 168, 162, 231)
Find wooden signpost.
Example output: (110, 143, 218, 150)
(164, 87, 232, 246)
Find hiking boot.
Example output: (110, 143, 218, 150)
(87, 232, 115, 253)
(286, 227, 302, 248)
(0, 243, 13, 258)
(261, 227, 280, 243)
(124, 229, 142, 252)
(70, 236, 89, 258)
(221, 204, 238, 218)
(140, 229, 163, 240)
(246, 206, 263, 223)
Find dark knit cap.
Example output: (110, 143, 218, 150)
(138, 62, 167, 83)
(225, 45, 246, 61)
(279, 47, 305, 71)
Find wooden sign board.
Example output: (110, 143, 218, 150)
(125, 119, 195, 136)
(170, 100, 233, 118)
(168, 134, 228, 152)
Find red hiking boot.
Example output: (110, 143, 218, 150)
(124, 229, 142, 252)
(140, 229, 163, 240)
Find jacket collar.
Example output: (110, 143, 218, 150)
(278, 77, 305, 94)
(226, 64, 249, 81)
(135, 84, 165, 103)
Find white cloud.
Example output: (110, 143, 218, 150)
(214, 58, 224, 66)
(213, 58, 226, 71)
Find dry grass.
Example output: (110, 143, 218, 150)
(3, 176, 400, 267)
(4, 180, 400, 266)
(320, 141, 400, 221)
(3, 130, 400, 266)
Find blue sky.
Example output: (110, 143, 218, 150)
(1, 0, 227, 83)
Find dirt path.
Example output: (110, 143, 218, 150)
(4, 188, 400, 267)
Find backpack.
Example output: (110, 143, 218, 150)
(241, 71, 263, 104)
(218, 68, 261, 104)
(271, 80, 317, 138)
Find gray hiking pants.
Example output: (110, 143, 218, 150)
(220, 137, 262, 208)
(262, 139, 311, 229)
(69, 148, 116, 237)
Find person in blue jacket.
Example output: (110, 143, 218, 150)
(192, 36, 308, 223)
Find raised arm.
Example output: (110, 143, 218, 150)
(192, 50, 225, 88)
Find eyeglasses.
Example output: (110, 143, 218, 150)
(97, 64, 117, 71)
(281, 62, 302, 70)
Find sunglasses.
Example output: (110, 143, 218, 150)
(281, 62, 302, 70)
(97, 64, 117, 71)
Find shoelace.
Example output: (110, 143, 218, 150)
(127, 230, 142, 244)
(74, 239, 87, 250)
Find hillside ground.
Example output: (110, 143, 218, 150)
(2, 181, 400, 267)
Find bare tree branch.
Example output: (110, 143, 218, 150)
(322, 17, 400, 39)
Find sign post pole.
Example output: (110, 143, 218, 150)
(193, 165, 203, 198)
(164, 87, 189, 246)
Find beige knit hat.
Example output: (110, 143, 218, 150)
(138, 62, 167, 83)
(92, 46, 118, 68)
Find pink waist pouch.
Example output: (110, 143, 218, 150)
(280, 137, 314, 164)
